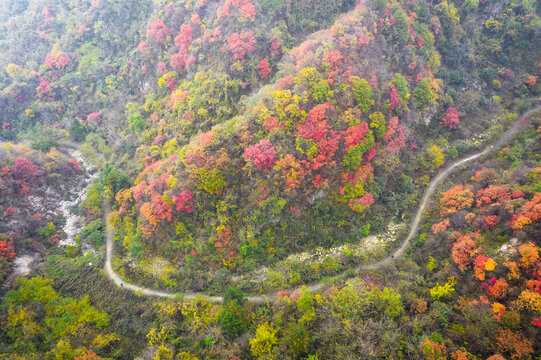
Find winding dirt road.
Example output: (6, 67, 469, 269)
(104, 106, 541, 304)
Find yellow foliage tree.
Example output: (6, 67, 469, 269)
(249, 322, 279, 359)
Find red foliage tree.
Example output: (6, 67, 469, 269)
(298, 104, 335, 145)
(244, 139, 277, 171)
(473, 254, 494, 280)
(363, 145, 376, 164)
(152, 134, 164, 146)
(36, 77, 53, 101)
(263, 116, 282, 132)
(475, 215, 500, 230)
(384, 116, 407, 153)
(351, 193, 374, 211)
(0, 238, 15, 259)
(174, 24, 193, 49)
(297, 103, 339, 170)
(358, 33, 370, 47)
(324, 50, 343, 81)
(227, 31, 257, 61)
(344, 122, 369, 151)
(86, 112, 101, 125)
(157, 61, 167, 73)
(170, 52, 185, 71)
(170, 25, 194, 73)
(389, 85, 400, 110)
(175, 190, 194, 213)
(137, 41, 148, 52)
(148, 173, 169, 195)
(146, 19, 172, 43)
(43, 8, 52, 25)
(270, 39, 281, 56)
(151, 194, 173, 222)
(44, 52, 69, 69)
(191, 14, 201, 24)
(222, 0, 256, 19)
(69, 158, 81, 171)
(12, 157, 41, 183)
(441, 107, 460, 129)
(257, 58, 272, 79)
(232, 0, 256, 18)
(165, 74, 177, 91)
(77, 24, 89, 35)
(484, 278, 509, 299)
(476, 185, 511, 207)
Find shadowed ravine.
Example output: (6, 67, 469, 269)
(104, 106, 541, 304)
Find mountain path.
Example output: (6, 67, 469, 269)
(104, 106, 541, 304)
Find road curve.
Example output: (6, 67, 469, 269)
(104, 106, 541, 304)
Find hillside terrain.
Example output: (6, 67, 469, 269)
(0, 142, 90, 289)
(0, 0, 540, 359)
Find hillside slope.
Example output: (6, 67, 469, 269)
(0, 0, 540, 359)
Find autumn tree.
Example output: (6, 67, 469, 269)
(0, 237, 15, 259)
(44, 51, 69, 69)
(343, 123, 375, 170)
(146, 18, 172, 43)
(439, 184, 474, 216)
(2, 277, 115, 358)
(420, 338, 447, 360)
(227, 31, 257, 61)
(257, 58, 272, 79)
(11, 157, 40, 182)
(249, 322, 279, 358)
(412, 78, 437, 108)
(452, 232, 480, 270)
(473, 168, 499, 183)
(244, 139, 277, 171)
(384, 116, 407, 153)
(441, 107, 460, 129)
(393, 73, 409, 100)
(494, 330, 534, 360)
(222, 0, 256, 19)
(352, 77, 373, 112)
(389, 84, 400, 110)
(296, 103, 339, 171)
(175, 190, 194, 213)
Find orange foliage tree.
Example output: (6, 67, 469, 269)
(439, 185, 474, 217)
(494, 330, 534, 360)
(420, 338, 447, 360)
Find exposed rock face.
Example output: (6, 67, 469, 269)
(57, 149, 99, 246)
(0, 145, 98, 291)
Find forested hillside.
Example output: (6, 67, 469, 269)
(0, 0, 540, 359)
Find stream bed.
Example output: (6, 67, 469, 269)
(57, 148, 99, 247)
(5, 146, 99, 288)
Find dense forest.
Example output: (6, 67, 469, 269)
(0, 0, 540, 359)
